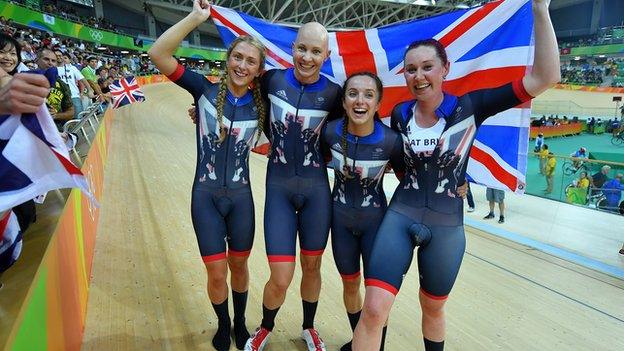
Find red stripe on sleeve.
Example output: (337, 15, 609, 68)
(512, 79, 534, 103)
(167, 64, 185, 82)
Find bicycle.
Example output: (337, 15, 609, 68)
(562, 160, 588, 176)
(611, 132, 624, 146)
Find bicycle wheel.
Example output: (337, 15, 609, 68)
(612, 135, 624, 146)
(562, 161, 575, 176)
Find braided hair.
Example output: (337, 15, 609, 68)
(251, 76, 266, 145)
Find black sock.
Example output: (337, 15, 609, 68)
(380, 326, 387, 351)
(211, 300, 231, 351)
(347, 310, 361, 331)
(340, 311, 361, 351)
(340, 341, 353, 351)
(302, 300, 318, 330)
(424, 338, 444, 351)
(342, 324, 385, 351)
(261, 304, 280, 331)
(232, 291, 250, 349)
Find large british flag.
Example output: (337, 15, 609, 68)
(211, 0, 534, 193)
(110, 76, 146, 109)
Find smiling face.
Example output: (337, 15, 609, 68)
(292, 22, 330, 85)
(226, 41, 263, 90)
(36, 49, 57, 70)
(0, 43, 18, 73)
(403, 45, 449, 101)
(343, 75, 381, 129)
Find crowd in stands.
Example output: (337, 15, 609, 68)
(0, 16, 163, 76)
(559, 57, 623, 86)
(531, 114, 582, 127)
(10, 0, 118, 32)
(560, 62, 604, 85)
(558, 26, 624, 49)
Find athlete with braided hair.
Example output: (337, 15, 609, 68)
(321, 72, 403, 351)
(148, 1, 267, 350)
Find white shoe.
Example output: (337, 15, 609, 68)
(244, 327, 271, 351)
(467, 207, 475, 212)
(302, 328, 326, 351)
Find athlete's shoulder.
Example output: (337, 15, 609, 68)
(391, 100, 414, 121)
(322, 76, 342, 96)
(377, 120, 399, 136)
(325, 117, 342, 132)
(263, 68, 282, 79)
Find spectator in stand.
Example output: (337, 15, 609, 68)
(36, 48, 74, 128)
(80, 56, 102, 108)
(96, 66, 109, 80)
(592, 165, 611, 190)
(575, 171, 590, 189)
(570, 147, 588, 170)
(97, 76, 113, 105)
(544, 152, 556, 194)
(587, 117, 595, 133)
(0, 33, 21, 86)
(57, 51, 93, 119)
(19, 39, 36, 63)
(109, 66, 120, 79)
(601, 173, 624, 212)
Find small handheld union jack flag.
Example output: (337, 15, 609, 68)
(109, 76, 146, 109)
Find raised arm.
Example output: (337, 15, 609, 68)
(147, 0, 211, 75)
(522, 0, 561, 97)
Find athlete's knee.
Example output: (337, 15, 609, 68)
(419, 292, 447, 318)
(300, 255, 322, 275)
(228, 256, 248, 275)
(206, 264, 228, 286)
(361, 298, 390, 328)
(268, 273, 293, 294)
(342, 276, 362, 296)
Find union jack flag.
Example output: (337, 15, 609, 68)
(0, 210, 21, 273)
(0, 105, 92, 213)
(110, 76, 146, 109)
(211, 0, 534, 193)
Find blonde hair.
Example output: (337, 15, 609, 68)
(214, 35, 267, 143)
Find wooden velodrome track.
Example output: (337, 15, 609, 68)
(81, 83, 624, 350)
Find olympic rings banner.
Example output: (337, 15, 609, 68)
(0, 0, 226, 60)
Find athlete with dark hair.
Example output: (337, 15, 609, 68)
(321, 72, 403, 351)
(148, 1, 267, 350)
(353, 1, 561, 350)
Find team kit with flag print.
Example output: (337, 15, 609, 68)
(0, 0, 561, 350)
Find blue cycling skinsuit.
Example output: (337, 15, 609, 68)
(261, 68, 342, 262)
(322, 118, 403, 280)
(168, 64, 259, 263)
(365, 80, 533, 298)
